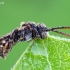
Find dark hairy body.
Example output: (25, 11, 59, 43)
(0, 22, 48, 58)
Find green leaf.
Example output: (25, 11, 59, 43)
(12, 35, 70, 70)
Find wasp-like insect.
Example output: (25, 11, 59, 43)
(0, 22, 70, 58)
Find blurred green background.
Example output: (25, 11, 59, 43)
(0, 0, 70, 70)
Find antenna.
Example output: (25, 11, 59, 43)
(46, 26, 70, 37)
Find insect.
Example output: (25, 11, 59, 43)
(0, 22, 70, 58)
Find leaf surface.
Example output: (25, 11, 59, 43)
(12, 35, 70, 70)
